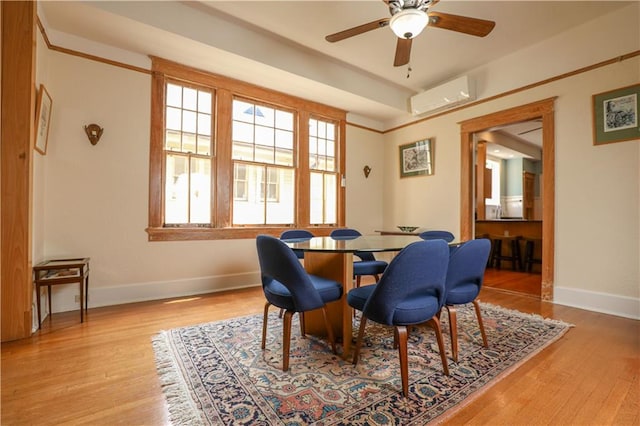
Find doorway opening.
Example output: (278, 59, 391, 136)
(459, 98, 556, 301)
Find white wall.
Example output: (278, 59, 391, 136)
(344, 125, 385, 234)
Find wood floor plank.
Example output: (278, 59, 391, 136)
(1, 275, 638, 425)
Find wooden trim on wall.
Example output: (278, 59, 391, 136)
(1, 1, 36, 341)
(459, 98, 556, 301)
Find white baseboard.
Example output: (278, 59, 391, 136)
(51, 272, 261, 313)
(554, 286, 640, 320)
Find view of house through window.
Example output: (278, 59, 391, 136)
(231, 99, 295, 225)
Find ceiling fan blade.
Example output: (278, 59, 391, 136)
(325, 18, 390, 42)
(428, 12, 495, 37)
(393, 38, 412, 67)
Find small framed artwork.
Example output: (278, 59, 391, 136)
(399, 138, 434, 178)
(592, 83, 639, 146)
(35, 84, 53, 155)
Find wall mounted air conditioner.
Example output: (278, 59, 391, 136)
(410, 75, 475, 116)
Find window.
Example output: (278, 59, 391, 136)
(231, 99, 295, 225)
(485, 159, 501, 206)
(309, 118, 338, 224)
(164, 83, 213, 226)
(147, 57, 346, 240)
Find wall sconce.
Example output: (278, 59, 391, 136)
(84, 124, 104, 145)
(363, 165, 372, 178)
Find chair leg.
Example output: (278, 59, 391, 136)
(396, 325, 409, 397)
(473, 300, 488, 348)
(427, 317, 450, 376)
(300, 312, 306, 337)
(282, 310, 294, 371)
(261, 302, 270, 350)
(320, 306, 337, 354)
(446, 305, 459, 363)
(352, 315, 368, 365)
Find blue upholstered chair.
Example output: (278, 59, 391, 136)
(419, 230, 455, 242)
(442, 238, 491, 362)
(330, 228, 388, 287)
(347, 239, 450, 397)
(256, 235, 343, 371)
(280, 229, 314, 260)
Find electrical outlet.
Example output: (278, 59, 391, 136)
(74, 295, 80, 303)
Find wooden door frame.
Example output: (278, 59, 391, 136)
(459, 98, 555, 300)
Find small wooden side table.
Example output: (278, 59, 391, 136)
(33, 258, 90, 328)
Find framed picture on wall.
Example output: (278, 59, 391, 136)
(35, 84, 53, 155)
(398, 138, 434, 178)
(592, 83, 639, 146)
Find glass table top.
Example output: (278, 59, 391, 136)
(283, 235, 427, 253)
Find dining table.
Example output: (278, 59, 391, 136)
(283, 234, 426, 358)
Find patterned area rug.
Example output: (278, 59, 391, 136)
(152, 303, 571, 425)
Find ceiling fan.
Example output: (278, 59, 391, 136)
(325, 0, 495, 67)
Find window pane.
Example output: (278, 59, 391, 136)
(326, 123, 335, 140)
(233, 164, 265, 225)
(233, 100, 255, 123)
(309, 119, 317, 136)
(266, 168, 294, 224)
(255, 145, 274, 163)
(324, 173, 337, 224)
(255, 125, 275, 147)
(165, 130, 181, 150)
(233, 121, 254, 145)
(183, 133, 196, 153)
(183, 110, 196, 133)
(309, 137, 317, 154)
(276, 110, 293, 131)
(198, 113, 211, 136)
(183, 87, 197, 110)
(165, 154, 189, 224)
(255, 105, 274, 127)
(275, 129, 293, 150)
(309, 172, 323, 224)
(275, 148, 293, 167)
(166, 107, 182, 131)
(166, 84, 182, 108)
(198, 91, 211, 114)
(232, 142, 253, 161)
(197, 135, 211, 156)
(318, 139, 326, 156)
(318, 121, 326, 138)
(326, 140, 335, 157)
(190, 157, 211, 224)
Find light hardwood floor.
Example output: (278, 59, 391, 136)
(1, 272, 638, 425)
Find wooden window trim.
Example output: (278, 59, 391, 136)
(146, 57, 346, 241)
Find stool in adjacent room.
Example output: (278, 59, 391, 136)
(523, 237, 543, 272)
(489, 235, 522, 271)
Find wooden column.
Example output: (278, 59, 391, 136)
(476, 141, 487, 220)
(1, 1, 36, 341)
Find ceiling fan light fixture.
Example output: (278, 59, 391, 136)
(390, 9, 428, 39)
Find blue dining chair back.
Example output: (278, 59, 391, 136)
(280, 229, 313, 260)
(419, 230, 455, 242)
(330, 228, 388, 287)
(347, 239, 450, 397)
(256, 235, 343, 371)
(442, 238, 491, 362)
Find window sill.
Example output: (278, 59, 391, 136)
(145, 226, 337, 241)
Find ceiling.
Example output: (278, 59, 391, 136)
(39, 1, 631, 135)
